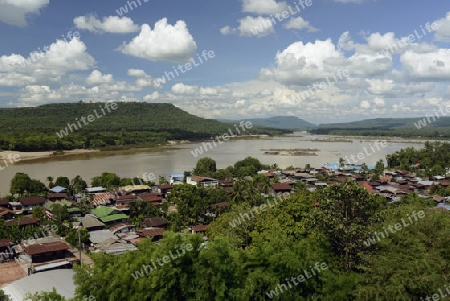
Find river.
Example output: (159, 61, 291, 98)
(0, 134, 424, 195)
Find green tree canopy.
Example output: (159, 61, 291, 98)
(193, 157, 217, 177)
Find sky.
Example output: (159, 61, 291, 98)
(0, 0, 449, 124)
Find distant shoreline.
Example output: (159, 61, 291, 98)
(0, 149, 100, 163)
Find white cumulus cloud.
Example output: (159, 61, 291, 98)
(242, 0, 289, 15)
(119, 18, 197, 63)
(86, 70, 114, 85)
(74, 15, 139, 34)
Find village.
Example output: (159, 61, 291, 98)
(0, 159, 449, 298)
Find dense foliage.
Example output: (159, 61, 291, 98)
(311, 117, 450, 138)
(386, 141, 450, 176)
(61, 180, 449, 301)
(0, 102, 290, 151)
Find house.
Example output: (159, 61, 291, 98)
(49, 186, 67, 193)
(136, 228, 166, 242)
(85, 187, 107, 194)
(270, 183, 293, 194)
(109, 223, 136, 235)
(91, 206, 128, 227)
(90, 193, 114, 207)
(362, 182, 376, 194)
(191, 225, 209, 235)
(154, 184, 172, 197)
(170, 174, 185, 185)
(0, 238, 15, 261)
(115, 194, 137, 207)
(187, 176, 218, 188)
(47, 193, 67, 202)
(8, 202, 23, 214)
(205, 202, 229, 218)
(5, 217, 40, 228)
(80, 215, 105, 232)
(142, 217, 168, 228)
(218, 180, 234, 191)
(119, 185, 151, 194)
(138, 194, 163, 205)
(19, 197, 46, 213)
(0, 198, 10, 209)
(95, 238, 138, 255)
(20, 238, 77, 273)
(44, 200, 81, 219)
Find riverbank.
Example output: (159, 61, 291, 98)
(0, 149, 100, 163)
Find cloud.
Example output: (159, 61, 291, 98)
(373, 97, 385, 107)
(259, 39, 343, 85)
(127, 68, 161, 89)
(225, 16, 275, 37)
(242, 0, 289, 15)
(0, 0, 49, 27)
(119, 18, 197, 63)
(400, 49, 450, 80)
(86, 70, 114, 85)
(200, 87, 218, 95)
(0, 37, 96, 87)
(143, 91, 160, 101)
(220, 26, 236, 35)
(284, 17, 318, 32)
(74, 15, 139, 34)
(434, 12, 450, 42)
(171, 83, 198, 94)
(360, 100, 371, 108)
(127, 69, 147, 77)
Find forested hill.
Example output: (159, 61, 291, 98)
(0, 102, 290, 151)
(219, 116, 316, 130)
(311, 117, 450, 138)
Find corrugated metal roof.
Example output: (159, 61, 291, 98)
(23, 241, 69, 256)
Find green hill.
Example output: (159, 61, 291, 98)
(0, 102, 290, 151)
(219, 116, 316, 130)
(311, 117, 450, 138)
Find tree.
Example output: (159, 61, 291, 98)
(193, 157, 217, 177)
(356, 203, 450, 300)
(71, 176, 87, 194)
(307, 181, 387, 271)
(46, 176, 54, 189)
(24, 288, 67, 301)
(158, 175, 168, 185)
(66, 226, 89, 248)
(54, 177, 70, 188)
(29, 179, 47, 194)
(374, 159, 384, 175)
(233, 157, 262, 177)
(91, 173, 120, 189)
(32, 206, 45, 219)
(339, 157, 346, 168)
(0, 290, 11, 301)
(10, 172, 32, 196)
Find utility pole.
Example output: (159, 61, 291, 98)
(77, 227, 82, 265)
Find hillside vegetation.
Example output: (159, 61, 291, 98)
(0, 102, 290, 151)
(220, 116, 316, 130)
(312, 117, 450, 138)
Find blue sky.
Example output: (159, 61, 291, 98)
(0, 0, 449, 124)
